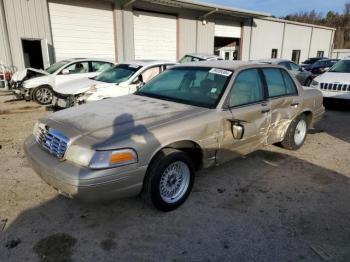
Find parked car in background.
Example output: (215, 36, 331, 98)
(306, 59, 339, 76)
(179, 53, 223, 63)
(11, 58, 114, 105)
(301, 57, 328, 70)
(25, 61, 324, 211)
(311, 57, 350, 100)
(51, 60, 176, 109)
(256, 59, 314, 86)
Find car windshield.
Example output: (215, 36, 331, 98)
(179, 55, 205, 63)
(93, 64, 142, 83)
(136, 67, 232, 108)
(45, 60, 70, 74)
(328, 60, 350, 73)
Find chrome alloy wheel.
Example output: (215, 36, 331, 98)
(35, 87, 53, 104)
(294, 119, 307, 146)
(159, 161, 190, 204)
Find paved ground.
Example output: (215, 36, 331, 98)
(0, 92, 349, 262)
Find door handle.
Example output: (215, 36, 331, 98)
(261, 108, 270, 114)
(291, 102, 300, 107)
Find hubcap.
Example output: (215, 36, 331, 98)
(159, 161, 190, 204)
(36, 88, 52, 104)
(294, 119, 307, 146)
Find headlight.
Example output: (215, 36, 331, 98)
(89, 149, 138, 169)
(65, 146, 137, 169)
(311, 80, 319, 87)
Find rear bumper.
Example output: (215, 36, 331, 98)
(24, 135, 147, 202)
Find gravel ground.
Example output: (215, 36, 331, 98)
(0, 92, 349, 262)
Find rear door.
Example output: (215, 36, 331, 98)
(261, 68, 301, 144)
(217, 68, 271, 163)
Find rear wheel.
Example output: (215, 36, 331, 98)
(281, 114, 308, 150)
(143, 148, 195, 211)
(33, 86, 53, 105)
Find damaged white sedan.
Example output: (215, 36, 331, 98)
(11, 58, 114, 105)
(51, 60, 176, 109)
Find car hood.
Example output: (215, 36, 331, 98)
(315, 72, 350, 84)
(11, 68, 48, 82)
(54, 78, 105, 94)
(45, 94, 208, 147)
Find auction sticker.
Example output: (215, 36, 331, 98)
(209, 68, 232, 77)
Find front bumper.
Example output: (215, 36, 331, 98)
(12, 85, 32, 100)
(320, 90, 350, 100)
(24, 135, 147, 202)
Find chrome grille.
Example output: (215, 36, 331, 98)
(320, 83, 350, 92)
(35, 125, 69, 158)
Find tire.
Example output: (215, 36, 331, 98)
(281, 114, 308, 150)
(142, 148, 195, 211)
(304, 78, 312, 86)
(33, 86, 53, 105)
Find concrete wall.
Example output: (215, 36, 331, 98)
(309, 27, 333, 58)
(331, 49, 350, 59)
(0, 0, 12, 66)
(250, 18, 284, 60)
(2, 0, 53, 69)
(243, 18, 335, 63)
(282, 23, 312, 62)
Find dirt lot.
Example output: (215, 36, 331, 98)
(0, 92, 349, 262)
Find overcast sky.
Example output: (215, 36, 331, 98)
(201, 0, 348, 17)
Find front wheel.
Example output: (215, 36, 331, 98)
(33, 86, 53, 105)
(281, 114, 308, 150)
(142, 148, 195, 211)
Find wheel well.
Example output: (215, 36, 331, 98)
(160, 141, 203, 171)
(302, 111, 313, 126)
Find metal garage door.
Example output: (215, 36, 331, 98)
(48, 0, 115, 61)
(133, 11, 177, 61)
(215, 21, 241, 38)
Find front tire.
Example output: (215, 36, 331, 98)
(33, 86, 53, 105)
(143, 148, 195, 211)
(281, 114, 308, 150)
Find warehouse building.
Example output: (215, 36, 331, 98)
(0, 0, 336, 71)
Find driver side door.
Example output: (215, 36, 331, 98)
(217, 68, 271, 164)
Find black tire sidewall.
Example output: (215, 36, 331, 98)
(34, 86, 53, 105)
(148, 151, 195, 211)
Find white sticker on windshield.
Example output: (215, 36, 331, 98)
(209, 68, 232, 77)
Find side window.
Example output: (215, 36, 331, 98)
(140, 66, 161, 83)
(262, 68, 287, 97)
(229, 69, 264, 107)
(63, 62, 89, 74)
(281, 70, 298, 95)
(289, 62, 300, 71)
(279, 62, 291, 70)
(91, 62, 113, 72)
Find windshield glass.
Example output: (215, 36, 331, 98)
(136, 67, 232, 108)
(328, 60, 350, 73)
(45, 60, 70, 74)
(179, 55, 205, 64)
(93, 64, 142, 83)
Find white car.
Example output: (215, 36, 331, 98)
(311, 57, 350, 100)
(11, 58, 114, 105)
(51, 60, 176, 109)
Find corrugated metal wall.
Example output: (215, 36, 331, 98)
(2, 0, 53, 69)
(0, 0, 12, 66)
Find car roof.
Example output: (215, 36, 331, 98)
(253, 59, 292, 64)
(121, 60, 176, 66)
(171, 60, 280, 71)
(185, 53, 222, 59)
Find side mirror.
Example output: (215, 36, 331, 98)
(232, 123, 244, 140)
(61, 69, 69, 75)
